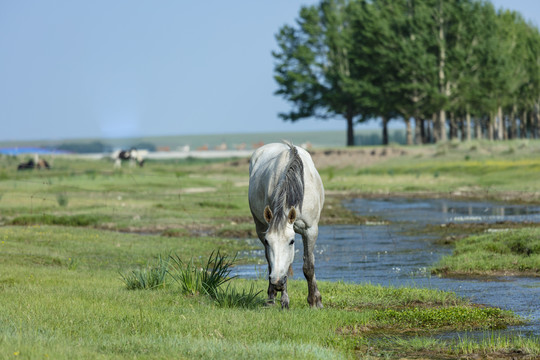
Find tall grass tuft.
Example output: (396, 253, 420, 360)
(168, 250, 237, 298)
(212, 283, 265, 309)
(201, 250, 237, 297)
(56, 192, 69, 207)
(120, 255, 169, 290)
(168, 255, 203, 295)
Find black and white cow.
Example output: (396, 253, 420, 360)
(112, 148, 146, 168)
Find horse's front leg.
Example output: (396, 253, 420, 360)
(266, 281, 277, 306)
(302, 226, 323, 308)
(280, 281, 289, 309)
(252, 216, 276, 306)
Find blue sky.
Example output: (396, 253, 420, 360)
(1, 0, 538, 142)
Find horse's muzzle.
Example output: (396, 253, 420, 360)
(270, 276, 287, 290)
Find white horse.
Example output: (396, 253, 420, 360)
(248, 141, 324, 309)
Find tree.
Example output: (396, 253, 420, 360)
(275, 0, 540, 146)
(273, 0, 374, 146)
(350, 0, 399, 145)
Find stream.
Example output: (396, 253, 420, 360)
(234, 197, 540, 336)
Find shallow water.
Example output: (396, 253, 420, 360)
(234, 198, 540, 336)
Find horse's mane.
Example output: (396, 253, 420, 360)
(269, 141, 304, 230)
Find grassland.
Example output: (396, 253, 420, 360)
(0, 226, 528, 359)
(1, 139, 540, 359)
(432, 227, 540, 277)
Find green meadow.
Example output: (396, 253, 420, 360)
(1, 139, 540, 359)
(433, 227, 540, 277)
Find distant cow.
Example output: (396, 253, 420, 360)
(37, 158, 50, 169)
(112, 148, 146, 168)
(17, 158, 50, 170)
(17, 159, 35, 170)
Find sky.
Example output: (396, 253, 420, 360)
(1, 1, 539, 142)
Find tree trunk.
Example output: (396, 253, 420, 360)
(346, 114, 355, 146)
(520, 110, 527, 138)
(405, 118, 413, 145)
(382, 116, 389, 145)
(497, 106, 503, 140)
(414, 118, 422, 144)
(488, 113, 494, 141)
(466, 111, 471, 141)
(438, 110, 447, 142)
(420, 118, 427, 144)
(449, 112, 457, 140)
(459, 117, 465, 141)
(437, 0, 447, 143)
(432, 114, 439, 142)
(510, 105, 517, 140)
(475, 117, 482, 139)
(531, 112, 540, 139)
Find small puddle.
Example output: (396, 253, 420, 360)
(234, 198, 540, 336)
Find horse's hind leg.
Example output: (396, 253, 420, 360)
(302, 225, 323, 308)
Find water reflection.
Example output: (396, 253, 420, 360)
(233, 198, 540, 335)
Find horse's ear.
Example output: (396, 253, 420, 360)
(264, 205, 273, 223)
(288, 207, 297, 224)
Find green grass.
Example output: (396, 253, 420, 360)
(0, 224, 529, 359)
(120, 254, 169, 290)
(356, 333, 540, 358)
(320, 140, 540, 198)
(212, 283, 266, 309)
(9, 213, 111, 226)
(2, 140, 540, 358)
(433, 228, 540, 276)
(373, 306, 518, 331)
(0, 226, 255, 271)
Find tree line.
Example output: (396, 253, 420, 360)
(273, 0, 540, 146)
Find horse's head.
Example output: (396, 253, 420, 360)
(262, 205, 296, 290)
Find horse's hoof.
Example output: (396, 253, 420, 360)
(281, 301, 290, 310)
(308, 296, 323, 309)
(309, 302, 323, 309)
(264, 300, 276, 307)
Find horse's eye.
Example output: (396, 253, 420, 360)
(289, 239, 295, 246)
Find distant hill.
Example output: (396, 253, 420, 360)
(0, 129, 406, 154)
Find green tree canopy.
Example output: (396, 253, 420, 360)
(275, 0, 540, 146)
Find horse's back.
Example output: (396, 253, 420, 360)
(249, 143, 289, 173)
(249, 142, 324, 226)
